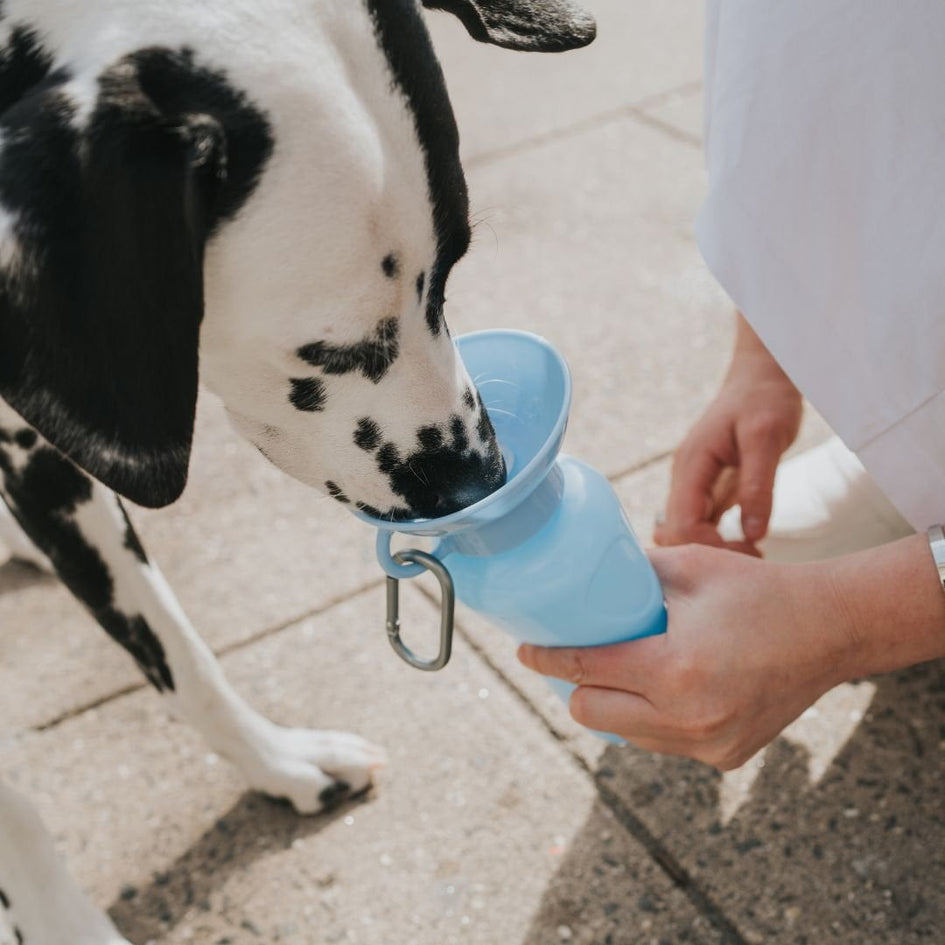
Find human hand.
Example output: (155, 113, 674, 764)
(517, 543, 852, 769)
(654, 314, 802, 554)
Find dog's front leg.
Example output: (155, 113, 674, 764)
(0, 779, 133, 945)
(0, 406, 384, 814)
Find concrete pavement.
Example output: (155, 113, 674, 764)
(3, 2, 939, 943)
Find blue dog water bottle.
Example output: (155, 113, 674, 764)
(358, 330, 666, 734)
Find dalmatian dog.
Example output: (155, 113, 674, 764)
(0, 0, 595, 942)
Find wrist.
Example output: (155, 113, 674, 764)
(729, 313, 800, 396)
(814, 533, 945, 682)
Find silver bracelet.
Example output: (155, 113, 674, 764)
(928, 525, 945, 593)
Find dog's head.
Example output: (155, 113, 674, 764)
(0, 0, 594, 517)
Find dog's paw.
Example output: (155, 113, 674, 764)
(238, 727, 387, 815)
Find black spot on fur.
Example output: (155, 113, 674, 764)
(0, 24, 55, 115)
(0, 887, 9, 909)
(376, 443, 400, 474)
(289, 377, 326, 412)
(13, 428, 37, 449)
(382, 253, 400, 278)
(426, 294, 445, 336)
(476, 389, 499, 446)
(121, 505, 149, 565)
(297, 318, 400, 384)
(325, 480, 350, 504)
(354, 418, 382, 452)
(366, 0, 471, 337)
(416, 271, 426, 302)
(100, 613, 174, 692)
(357, 500, 412, 521)
(18, 447, 92, 514)
(449, 415, 469, 452)
(0, 447, 174, 691)
(477, 405, 496, 445)
(418, 425, 443, 451)
(462, 388, 476, 410)
(14, 926, 23, 945)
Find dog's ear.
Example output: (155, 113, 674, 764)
(0, 51, 269, 508)
(422, 0, 596, 51)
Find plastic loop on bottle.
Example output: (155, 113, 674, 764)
(376, 531, 426, 579)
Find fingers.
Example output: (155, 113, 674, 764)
(734, 424, 783, 542)
(517, 637, 663, 692)
(568, 687, 718, 761)
(707, 465, 739, 524)
(655, 441, 729, 548)
(568, 686, 665, 741)
(657, 421, 783, 550)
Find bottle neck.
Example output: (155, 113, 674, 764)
(444, 461, 565, 557)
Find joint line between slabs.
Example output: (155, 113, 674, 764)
(467, 79, 703, 169)
(606, 448, 675, 484)
(30, 578, 386, 734)
(595, 778, 751, 945)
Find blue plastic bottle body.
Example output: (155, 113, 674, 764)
(439, 456, 667, 649)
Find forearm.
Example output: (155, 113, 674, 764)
(816, 533, 945, 681)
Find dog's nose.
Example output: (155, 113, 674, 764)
(401, 451, 507, 520)
(432, 476, 504, 517)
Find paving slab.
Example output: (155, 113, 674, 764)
(427, 0, 704, 163)
(1, 585, 603, 945)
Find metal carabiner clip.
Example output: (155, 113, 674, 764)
(385, 549, 455, 671)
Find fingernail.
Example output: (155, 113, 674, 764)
(744, 516, 765, 540)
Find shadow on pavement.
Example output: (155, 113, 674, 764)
(523, 659, 945, 945)
(0, 559, 55, 598)
(107, 789, 370, 943)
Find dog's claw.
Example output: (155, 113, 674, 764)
(318, 779, 352, 811)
